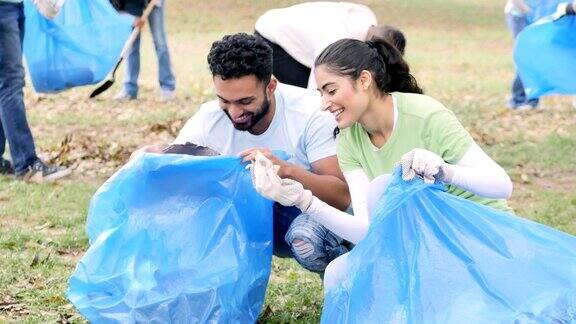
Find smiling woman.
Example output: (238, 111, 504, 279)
(250, 37, 515, 292)
(315, 37, 422, 134)
(313, 38, 513, 213)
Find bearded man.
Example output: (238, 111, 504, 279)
(134, 33, 351, 275)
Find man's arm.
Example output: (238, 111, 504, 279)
(295, 107, 350, 210)
(285, 155, 350, 211)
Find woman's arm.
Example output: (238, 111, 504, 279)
(306, 169, 371, 244)
(402, 143, 513, 199)
(443, 142, 513, 199)
(249, 152, 373, 244)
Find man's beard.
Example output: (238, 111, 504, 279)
(226, 94, 271, 131)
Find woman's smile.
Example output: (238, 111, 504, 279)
(330, 107, 344, 120)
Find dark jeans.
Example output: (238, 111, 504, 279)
(255, 32, 311, 88)
(506, 14, 539, 108)
(0, 2, 38, 173)
(273, 203, 350, 274)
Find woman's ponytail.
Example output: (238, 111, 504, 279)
(367, 38, 422, 94)
(315, 38, 423, 95)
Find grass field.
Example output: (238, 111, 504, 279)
(1, 0, 575, 322)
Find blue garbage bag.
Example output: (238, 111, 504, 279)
(514, 14, 576, 99)
(67, 154, 274, 323)
(23, 0, 132, 93)
(322, 169, 576, 323)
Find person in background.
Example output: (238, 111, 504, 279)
(255, 1, 405, 89)
(132, 33, 351, 275)
(114, 0, 176, 102)
(0, 0, 70, 182)
(505, 0, 541, 110)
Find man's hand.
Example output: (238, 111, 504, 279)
(249, 152, 313, 211)
(400, 148, 453, 184)
(130, 145, 165, 160)
(239, 148, 291, 178)
(32, 0, 62, 19)
(133, 17, 146, 28)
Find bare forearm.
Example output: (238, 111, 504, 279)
(284, 165, 350, 211)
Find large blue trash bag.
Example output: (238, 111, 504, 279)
(66, 154, 274, 323)
(514, 14, 576, 99)
(23, 0, 132, 93)
(322, 169, 576, 323)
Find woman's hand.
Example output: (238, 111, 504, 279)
(400, 148, 453, 184)
(249, 151, 313, 211)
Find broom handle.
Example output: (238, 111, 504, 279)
(118, 0, 159, 59)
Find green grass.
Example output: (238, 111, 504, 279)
(496, 133, 576, 171)
(0, 179, 93, 322)
(1, 0, 575, 322)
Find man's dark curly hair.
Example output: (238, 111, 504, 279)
(207, 33, 273, 84)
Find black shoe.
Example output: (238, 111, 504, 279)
(0, 158, 14, 175)
(15, 160, 71, 183)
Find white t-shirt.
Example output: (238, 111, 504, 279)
(174, 83, 337, 171)
(255, 2, 377, 69)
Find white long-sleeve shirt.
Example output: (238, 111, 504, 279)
(307, 143, 513, 244)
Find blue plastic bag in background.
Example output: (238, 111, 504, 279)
(23, 0, 132, 93)
(514, 14, 576, 99)
(67, 154, 274, 323)
(322, 169, 576, 323)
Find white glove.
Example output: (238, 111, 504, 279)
(552, 2, 569, 20)
(250, 151, 313, 211)
(400, 148, 454, 184)
(32, 0, 64, 20)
